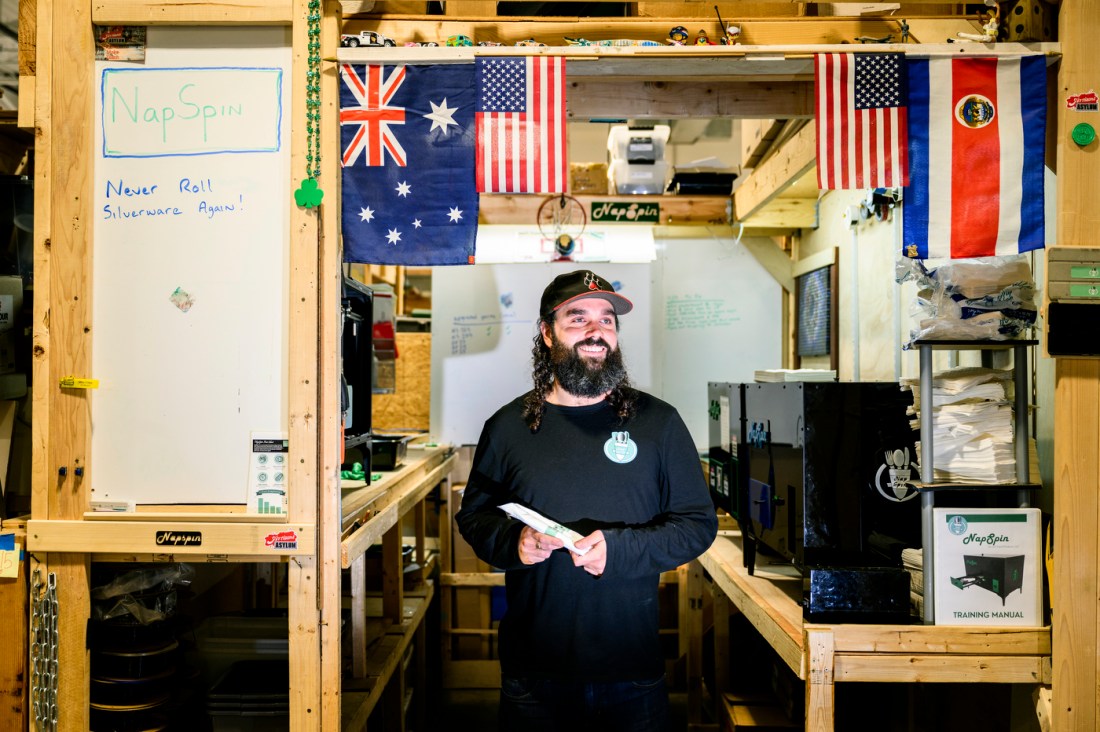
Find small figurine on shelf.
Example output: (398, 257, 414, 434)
(953, 5, 999, 43)
(667, 25, 689, 45)
(694, 29, 716, 45)
(713, 6, 741, 45)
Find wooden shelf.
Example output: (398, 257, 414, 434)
(692, 533, 1051, 732)
(26, 518, 316, 557)
(479, 193, 731, 227)
(341, 443, 455, 568)
(340, 584, 435, 731)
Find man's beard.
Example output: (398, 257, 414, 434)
(549, 335, 628, 398)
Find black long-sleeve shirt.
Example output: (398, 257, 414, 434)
(456, 391, 718, 682)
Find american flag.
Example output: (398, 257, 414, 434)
(339, 63, 478, 266)
(815, 53, 909, 190)
(475, 56, 567, 194)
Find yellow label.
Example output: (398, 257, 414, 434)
(59, 377, 100, 389)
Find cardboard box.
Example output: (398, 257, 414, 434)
(933, 508, 1042, 626)
(569, 162, 608, 195)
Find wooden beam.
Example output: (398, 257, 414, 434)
(733, 121, 816, 222)
(741, 118, 784, 168)
(568, 79, 812, 120)
(348, 17, 910, 48)
(741, 236, 794, 293)
(737, 195, 817, 229)
(477, 194, 730, 226)
(92, 0, 293, 24)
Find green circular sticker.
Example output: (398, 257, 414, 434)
(1072, 122, 1096, 146)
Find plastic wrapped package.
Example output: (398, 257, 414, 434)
(895, 255, 1037, 347)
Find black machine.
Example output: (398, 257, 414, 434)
(708, 381, 922, 622)
(340, 277, 396, 480)
(951, 554, 1026, 604)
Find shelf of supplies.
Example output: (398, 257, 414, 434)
(340, 443, 455, 568)
(915, 338, 1036, 625)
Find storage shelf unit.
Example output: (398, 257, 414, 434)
(692, 532, 1051, 732)
(914, 339, 1038, 625)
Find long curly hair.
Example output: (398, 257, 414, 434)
(521, 313, 638, 432)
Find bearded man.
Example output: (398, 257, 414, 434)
(456, 269, 718, 732)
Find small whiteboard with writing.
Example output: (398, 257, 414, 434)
(431, 235, 782, 449)
(91, 27, 291, 505)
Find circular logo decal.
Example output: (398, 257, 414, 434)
(603, 431, 638, 464)
(955, 95, 996, 129)
(947, 515, 969, 536)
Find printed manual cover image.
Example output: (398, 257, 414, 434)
(932, 508, 1042, 626)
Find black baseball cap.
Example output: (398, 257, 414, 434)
(539, 270, 633, 319)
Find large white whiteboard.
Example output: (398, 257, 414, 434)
(430, 234, 782, 448)
(91, 27, 291, 504)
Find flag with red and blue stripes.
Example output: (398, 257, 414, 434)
(902, 56, 1046, 260)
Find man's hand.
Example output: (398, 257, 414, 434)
(571, 530, 606, 577)
(518, 525, 563, 565)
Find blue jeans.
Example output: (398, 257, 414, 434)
(498, 674, 669, 732)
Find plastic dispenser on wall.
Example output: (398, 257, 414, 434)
(607, 124, 670, 195)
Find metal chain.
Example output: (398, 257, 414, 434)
(30, 570, 59, 731)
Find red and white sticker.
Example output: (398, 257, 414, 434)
(1066, 90, 1098, 111)
(264, 529, 299, 550)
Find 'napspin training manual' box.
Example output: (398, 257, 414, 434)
(932, 508, 1042, 626)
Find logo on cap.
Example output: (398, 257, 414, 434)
(584, 272, 601, 291)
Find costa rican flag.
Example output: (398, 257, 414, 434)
(902, 56, 1047, 260)
(475, 56, 567, 194)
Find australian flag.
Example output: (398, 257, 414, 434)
(340, 63, 478, 265)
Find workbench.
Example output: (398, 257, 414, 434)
(689, 532, 1051, 731)
(339, 441, 455, 731)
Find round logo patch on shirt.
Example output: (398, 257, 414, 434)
(603, 431, 638, 464)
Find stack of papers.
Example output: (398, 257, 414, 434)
(753, 368, 837, 383)
(902, 367, 1019, 484)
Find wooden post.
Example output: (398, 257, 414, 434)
(804, 628, 835, 732)
(1054, 2, 1100, 731)
(684, 561, 705, 725)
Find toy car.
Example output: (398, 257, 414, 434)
(446, 34, 473, 47)
(515, 38, 546, 47)
(340, 30, 396, 47)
